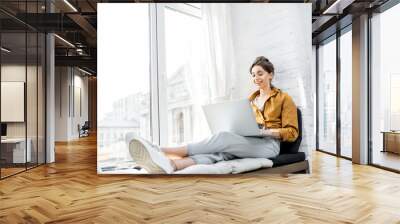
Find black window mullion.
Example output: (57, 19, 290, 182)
(25, 0, 28, 171)
(336, 29, 341, 157)
(367, 11, 373, 165)
(36, 0, 39, 167)
(316, 44, 319, 151)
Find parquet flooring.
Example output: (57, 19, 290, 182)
(372, 151, 400, 171)
(1, 135, 400, 223)
(1, 167, 26, 178)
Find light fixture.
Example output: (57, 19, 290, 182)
(78, 67, 93, 76)
(76, 48, 85, 55)
(1, 47, 11, 53)
(54, 34, 75, 48)
(63, 0, 78, 12)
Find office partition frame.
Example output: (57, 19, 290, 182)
(0, 1, 47, 180)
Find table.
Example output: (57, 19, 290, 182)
(1, 138, 31, 163)
(381, 131, 400, 154)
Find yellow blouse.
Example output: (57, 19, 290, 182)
(248, 87, 299, 142)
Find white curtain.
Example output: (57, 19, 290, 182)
(182, 31, 210, 140)
(181, 3, 237, 141)
(202, 3, 237, 103)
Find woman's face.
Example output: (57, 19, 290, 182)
(251, 65, 273, 89)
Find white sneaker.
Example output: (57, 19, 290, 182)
(126, 133, 161, 152)
(129, 138, 174, 174)
(141, 137, 162, 152)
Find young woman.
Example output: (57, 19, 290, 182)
(129, 56, 299, 174)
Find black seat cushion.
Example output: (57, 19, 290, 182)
(271, 152, 306, 167)
(280, 108, 302, 154)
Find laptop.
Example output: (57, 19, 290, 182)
(202, 98, 264, 137)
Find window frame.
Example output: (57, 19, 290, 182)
(151, 3, 202, 145)
(315, 24, 353, 161)
(368, 1, 400, 173)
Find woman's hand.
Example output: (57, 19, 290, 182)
(260, 128, 281, 139)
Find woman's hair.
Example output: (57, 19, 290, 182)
(249, 56, 274, 74)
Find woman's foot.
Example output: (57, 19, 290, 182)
(129, 138, 174, 174)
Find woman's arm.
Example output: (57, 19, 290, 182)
(278, 94, 299, 142)
(259, 128, 281, 139)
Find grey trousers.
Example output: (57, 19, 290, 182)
(187, 131, 280, 165)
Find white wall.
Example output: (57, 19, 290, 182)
(1, 65, 41, 138)
(2, 64, 46, 163)
(73, 72, 89, 137)
(55, 66, 68, 141)
(55, 67, 89, 141)
(229, 3, 314, 157)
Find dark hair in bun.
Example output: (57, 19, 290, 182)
(249, 56, 274, 74)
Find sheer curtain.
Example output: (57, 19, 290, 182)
(202, 3, 237, 103)
(182, 3, 237, 141)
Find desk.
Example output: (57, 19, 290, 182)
(1, 138, 31, 163)
(381, 131, 400, 154)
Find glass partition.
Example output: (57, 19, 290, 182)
(1, 31, 28, 177)
(0, 1, 46, 179)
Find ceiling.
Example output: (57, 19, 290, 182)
(0, 0, 393, 75)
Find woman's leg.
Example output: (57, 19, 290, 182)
(158, 132, 240, 168)
(187, 131, 280, 164)
(161, 145, 188, 157)
(170, 157, 196, 171)
(158, 132, 242, 158)
(158, 131, 279, 169)
(168, 153, 236, 171)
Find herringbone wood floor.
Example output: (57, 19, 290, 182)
(1, 135, 400, 224)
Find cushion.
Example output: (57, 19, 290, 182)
(174, 158, 273, 174)
(279, 108, 302, 154)
(173, 162, 232, 174)
(271, 152, 306, 167)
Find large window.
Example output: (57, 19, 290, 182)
(340, 28, 352, 158)
(317, 36, 337, 155)
(161, 4, 209, 146)
(316, 26, 353, 160)
(371, 3, 400, 171)
(97, 3, 211, 173)
(97, 4, 151, 171)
